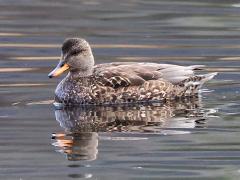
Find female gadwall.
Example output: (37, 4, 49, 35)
(48, 38, 217, 105)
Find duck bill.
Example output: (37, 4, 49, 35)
(48, 62, 69, 78)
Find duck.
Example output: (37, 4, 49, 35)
(48, 38, 217, 106)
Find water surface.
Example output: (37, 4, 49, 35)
(0, 0, 240, 179)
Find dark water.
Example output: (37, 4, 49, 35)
(0, 0, 240, 179)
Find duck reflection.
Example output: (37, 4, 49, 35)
(52, 132, 98, 161)
(52, 99, 211, 161)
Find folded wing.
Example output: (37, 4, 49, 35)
(94, 62, 204, 88)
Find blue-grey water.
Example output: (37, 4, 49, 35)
(0, 0, 240, 179)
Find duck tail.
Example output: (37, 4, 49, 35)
(201, 72, 218, 83)
(181, 72, 217, 95)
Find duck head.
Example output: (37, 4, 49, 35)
(48, 38, 95, 78)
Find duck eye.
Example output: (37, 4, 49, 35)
(71, 50, 80, 56)
(71, 49, 85, 56)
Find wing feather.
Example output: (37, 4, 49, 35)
(93, 62, 204, 88)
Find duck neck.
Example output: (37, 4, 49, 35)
(68, 69, 93, 79)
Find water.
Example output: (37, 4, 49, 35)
(0, 0, 240, 179)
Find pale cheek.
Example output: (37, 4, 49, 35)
(68, 57, 79, 67)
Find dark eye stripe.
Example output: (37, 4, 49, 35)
(70, 50, 81, 56)
(71, 49, 87, 56)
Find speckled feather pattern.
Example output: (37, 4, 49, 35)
(55, 63, 216, 105)
(51, 38, 217, 106)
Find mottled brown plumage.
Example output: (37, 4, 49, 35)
(48, 38, 217, 106)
